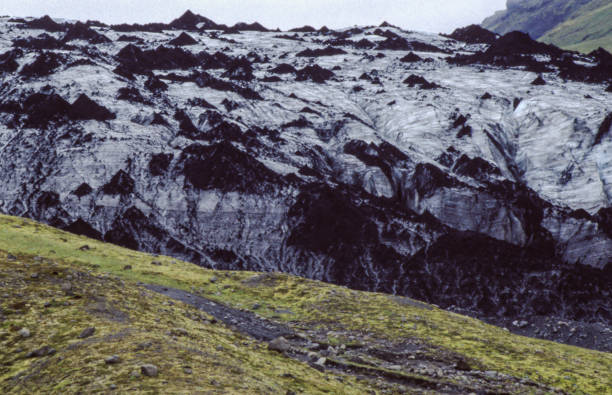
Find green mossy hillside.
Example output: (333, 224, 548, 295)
(0, 214, 611, 394)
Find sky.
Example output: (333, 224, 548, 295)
(0, 0, 507, 33)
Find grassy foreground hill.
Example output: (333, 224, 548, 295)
(482, 0, 612, 52)
(0, 213, 610, 394)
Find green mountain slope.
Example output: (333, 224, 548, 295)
(482, 0, 612, 52)
(1, 214, 611, 394)
(540, 1, 612, 53)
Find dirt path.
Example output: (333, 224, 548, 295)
(146, 284, 563, 394)
(145, 284, 294, 341)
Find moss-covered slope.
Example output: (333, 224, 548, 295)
(482, 0, 612, 52)
(539, 1, 612, 53)
(1, 214, 610, 394)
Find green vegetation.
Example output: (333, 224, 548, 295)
(482, 0, 612, 53)
(1, 214, 611, 394)
(540, 2, 612, 53)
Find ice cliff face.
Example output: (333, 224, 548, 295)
(0, 14, 610, 325)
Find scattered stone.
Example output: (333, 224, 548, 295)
(123, 265, 132, 271)
(27, 346, 56, 358)
(151, 261, 162, 266)
(30, 273, 39, 279)
(61, 282, 73, 294)
(183, 366, 193, 374)
(268, 337, 291, 353)
(105, 355, 122, 364)
(455, 359, 472, 371)
(512, 320, 529, 328)
(311, 359, 326, 372)
(252, 303, 261, 310)
(209, 276, 217, 283)
(141, 364, 159, 377)
(172, 328, 189, 337)
(78, 327, 96, 339)
(6, 254, 17, 261)
(531, 75, 546, 85)
(18, 328, 31, 338)
(79, 245, 90, 251)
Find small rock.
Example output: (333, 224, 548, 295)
(105, 355, 122, 364)
(18, 328, 31, 338)
(209, 276, 218, 283)
(109, 384, 117, 390)
(306, 342, 320, 350)
(315, 357, 327, 367)
(6, 254, 17, 261)
(123, 265, 132, 270)
(172, 328, 189, 337)
(252, 303, 261, 310)
(26, 346, 56, 358)
(61, 282, 72, 293)
(512, 320, 529, 329)
(455, 359, 471, 371)
(78, 327, 96, 339)
(268, 337, 291, 353)
(141, 364, 159, 377)
(79, 245, 90, 251)
(151, 261, 162, 266)
(183, 367, 193, 374)
(30, 273, 39, 279)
